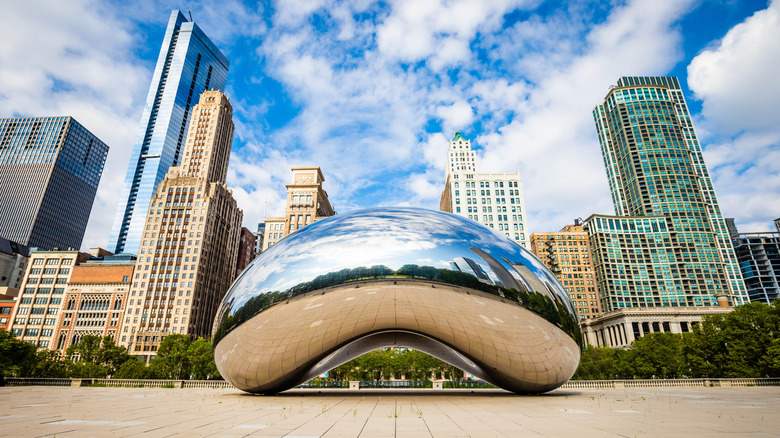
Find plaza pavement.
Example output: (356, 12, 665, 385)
(1, 386, 778, 437)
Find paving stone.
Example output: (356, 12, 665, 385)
(0, 386, 779, 437)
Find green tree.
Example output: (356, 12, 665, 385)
(0, 329, 37, 381)
(65, 335, 103, 363)
(114, 358, 160, 379)
(30, 350, 69, 378)
(573, 346, 624, 380)
(150, 334, 192, 379)
(627, 332, 686, 379)
(327, 349, 463, 382)
(686, 301, 780, 377)
(150, 335, 219, 380)
(64, 335, 134, 377)
(188, 337, 219, 380)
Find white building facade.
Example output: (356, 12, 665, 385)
(440, 132, 530, 248)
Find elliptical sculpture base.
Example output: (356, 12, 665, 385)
(212, 208, 582, 394)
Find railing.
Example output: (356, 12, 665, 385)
(443, 380, 497, 389)
(3, 378, 72, 387)
(560, 378, 780, 389)
(182, 380, 233, 388)
(94, 379, 173, 388)
(2, 378, 231, 388)
(359, 380, 432, 388)
(4, 377, 780, 389)
(298, 380, 349, 388)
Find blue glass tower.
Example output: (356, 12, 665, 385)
(108, 10, 228, 254)
(0, 116, 108, 250)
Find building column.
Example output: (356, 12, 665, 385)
(623, 322, 635, 345)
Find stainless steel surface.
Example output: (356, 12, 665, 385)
(212, 207, 581, 393)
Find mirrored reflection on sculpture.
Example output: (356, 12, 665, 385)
(212, 207, 581, 394)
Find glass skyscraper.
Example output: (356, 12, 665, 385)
(589, 76, 747, 310)
(0, 116, 108, 250)
(108, 10, 228, 255)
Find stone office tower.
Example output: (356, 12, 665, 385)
(0, 117, 108, 250)
(119, 91, 242, 360)
(108, 10, 229, 255)
(262, 167, 335, 250)
(440, 132, 530, 247)
(589, 76, 747, 310)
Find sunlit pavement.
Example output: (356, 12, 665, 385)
(1, 386, 779, 437)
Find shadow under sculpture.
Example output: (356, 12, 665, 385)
(212, 207, 582, 394)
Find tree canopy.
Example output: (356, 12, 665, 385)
(574, 300, 780, 379)
(0, 331, 221, 382)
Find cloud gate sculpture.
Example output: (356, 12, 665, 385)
(212, 208, 581, 394)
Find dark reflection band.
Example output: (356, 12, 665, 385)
(212, 207, 582, 393)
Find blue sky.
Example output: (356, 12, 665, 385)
(1, 0, 778, 251)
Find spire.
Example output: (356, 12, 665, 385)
(451, 131, 468, 142)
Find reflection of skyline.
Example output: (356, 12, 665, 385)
(451, 257, 490, 282)
(220, 208, 572, 317)
(469, 247, 521, 291)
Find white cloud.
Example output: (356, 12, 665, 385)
(688, 0, 780, 135)
(376, 0, 533, 70)
(436, 101, 474, 134)
(477, 0, 695, 232)
(407, 172, 443, 203)
(687, 0, 780, 232)
(420, 132, 450, 171)
(232, 0, 711, 236)
(4, 0, 775, 255)
(0, 0, 150, 251)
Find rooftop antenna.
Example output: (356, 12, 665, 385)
(187, 10, 193, 21)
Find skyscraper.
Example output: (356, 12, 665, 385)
(530, 222, 602, 320)
(235, 227, 256, 276)
(726, 218, 780, 305)
(0, 116, 108, 250)
(119, 90, 242, 360)
(108, 10, 229, 255)
(589, 76, 747, 310)
(440, 132, 529, 247)
(254, 222, 265, 257)
(263, 167, 335, 250)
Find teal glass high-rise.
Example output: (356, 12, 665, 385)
(108, 10, 228, 255)
(0, 116, 108, 250)
(591, 77, 747, 309)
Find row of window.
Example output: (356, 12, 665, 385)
(25, 277, 68, 285)
(29, 268, 69, 275)
(23, 287, 65, 294)
(31, 258, 73, 266)
(19, 297, 61, 305)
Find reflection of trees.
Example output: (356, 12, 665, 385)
(327, 348, 465, 381)
(213, 264, 583, 348)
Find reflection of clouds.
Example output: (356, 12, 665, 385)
(219, 207, 576, 318)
